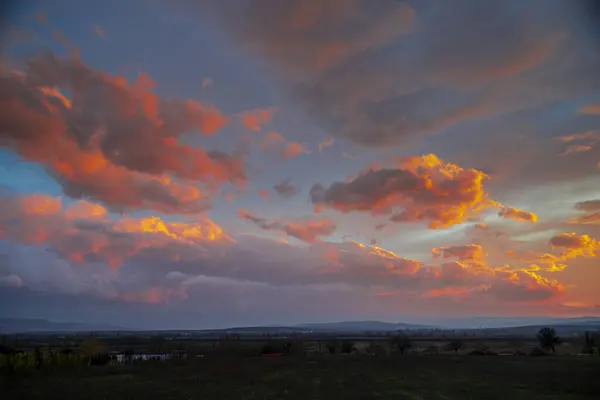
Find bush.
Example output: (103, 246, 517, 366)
(468, 347, 498, 356)
(325, 340, 339, 355)
(529, 347, 548, 357)
(340, 341, 356, 354)
(365, 342, 386, 356)
(390, 334, 412, 354)
(261, 342, 283, 355)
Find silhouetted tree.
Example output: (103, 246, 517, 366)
(34, 347, 43, 369)
(123, 348, 134, 363)
(390, 334, 412, 354)
(449, 339, 463, 353)
(536, 327, 560, 353)
(80, 339, 104, 357)
(583, 332, 596, 355)
(325, 340, 339, 354)
(341, 340, 356, 354)
(150, 335, 166, 353)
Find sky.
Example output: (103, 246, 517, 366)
(0, 0, 600, 330)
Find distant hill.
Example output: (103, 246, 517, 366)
(0, 318, 125, 333)
(295, 320, 432, 332)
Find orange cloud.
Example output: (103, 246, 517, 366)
(114, 215, 232, 243)
(549, 232, 599, 259)
(279, 141, 310, 159)
(0, 52, 243, 213)
(241, 107, 275, 131)
(555, 130, 600, 157)
(260, 130, 285, 150)
(2, 194, 569, 307)
(258, 189, 270, 199)
(238, 209, 335, 243)
(498, 206, 537, 223)
(19, 194, 62, 216)
(0, 194, 231, 269)
(421, 285, 485, 299)
(64, 200, 107, 220)
(579, 103, 600, 115)
(310, 154, 527, 229)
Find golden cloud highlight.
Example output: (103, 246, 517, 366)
(311, 154, 533, 229)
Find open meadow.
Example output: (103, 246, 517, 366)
(2, 331, 600, 400)
(3, 354, 599, 400)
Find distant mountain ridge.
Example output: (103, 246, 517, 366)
(295, 320, 432, 332)
(0, 318, 124, 333)
(1, 316, 598, 334)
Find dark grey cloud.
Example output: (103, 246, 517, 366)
(273, 178, 298, 198)
(188, 0, 600, 148)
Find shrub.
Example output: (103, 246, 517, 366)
(468, 347, 498, 356)
(261, 342, 283, 355)
(340, 340, 356, 354)
(390, 334, 412, 354)
(325, 340, 339, 355)
(529, 347, 548, 357)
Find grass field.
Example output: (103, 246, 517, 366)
(3, 355, 599, 400)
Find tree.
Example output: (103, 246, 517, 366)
(341, 340, 356, 354)
(449, 339, 463, 353)
(536, 327, 560, 353)
(80, 339, 104, 356)
(583, 332, 596, 355)
(325, 340, 339, 355)
(150, 335, 166, 353)
(390, 334, 412, 354)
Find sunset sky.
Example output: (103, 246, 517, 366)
(1, 0, 599, 329)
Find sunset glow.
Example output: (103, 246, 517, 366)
(1, 0, 599, 329)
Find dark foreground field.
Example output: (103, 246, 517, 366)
(3, 355, 599, 400)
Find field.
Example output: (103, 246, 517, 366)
(2, 331, 599, 399)
(3, 355, 599, 399)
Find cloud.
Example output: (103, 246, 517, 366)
(279, 142, 310, 159)
(237, 209, 336, 243)
(432, 244, 486, 266)
(310, 154, 532, 229)
(549, 232, 599, 259)
(202, 77, 213, 88)
(240, 107, 275, 131)
(0, 194, 231, 269)
(579, 103, 600, 115)
(556, 130, 600, 156)
(64, 200, 107, 220)
(257, 189, 270, 199)
(559, 144, 593, 156)
(0, 192, 567, 310)
(0, 51, 245, 213)
(273, 178, 298, 198)
(567, 199, 600, 225)
(575, 200, 600, 212)
(318, 137, 334, 152)
(0, 274, 22, 288)
(498, 206, 538, 223)
(92, 24, 105, 38)
(193, 0, 595, 147)
(257, 131, 309, 160)
(260, 131, 285, 150)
